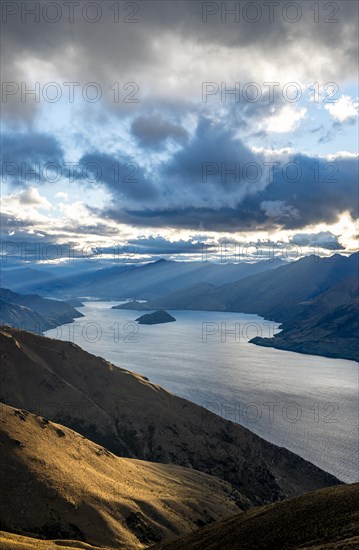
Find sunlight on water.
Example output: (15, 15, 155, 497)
(46, 301, 359, 483)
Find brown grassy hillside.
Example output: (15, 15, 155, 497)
(156, 483, 359, 550)
(0, 402, 247, 549)
(0, 531, 106, 550)
(0, 327, 340, 506)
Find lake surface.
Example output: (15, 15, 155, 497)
(46, 301, 359, 483)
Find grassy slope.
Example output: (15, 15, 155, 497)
(156, 483, 359, 550)
(0, 402, 247, 549)
(0, 532, 107, 550)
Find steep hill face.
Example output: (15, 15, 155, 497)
(0, 300, 45, 331)
(156, 483, 359, 550)
(0, 288, 83, 331)
(251, 276, 359, 361)
(0, 402, 245, 549)
(0, 327, 340, 507)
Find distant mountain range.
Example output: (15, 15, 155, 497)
(118, 253, 358, 361)
(1, 253, 357, 360)
(0, 257, 286, 299)
(146, 253, 357, 319)
(0, 288, 83, 332)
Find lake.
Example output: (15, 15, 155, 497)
(46, 301, 359, 483)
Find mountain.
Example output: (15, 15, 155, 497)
(0, 267, 63, 294)
(0, 327, 340, 507)
(77, 258, 287, 300)
(145, 253, 358, 361)
(152, 253, 358, 321)
(156, 483, 359, 550)
(0, 402, 246, 549)
(0, 300, 46, 331)
(0, 288, 83, 331)
(136, 310, 176, 324)
(252, 277, 359, 361)
(5, 258, 286, 300)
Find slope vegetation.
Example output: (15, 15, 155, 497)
(156, 483, 359, 550)
(0, 402, 246, 549)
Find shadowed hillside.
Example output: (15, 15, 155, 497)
(0, 288, 83, 331)
(156, 483, 359, 550)
(252, 275, 359, 361)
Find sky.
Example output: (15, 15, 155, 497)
(1, 0, 358, 265)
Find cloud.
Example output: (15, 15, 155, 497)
(264, 106, 307, 133)
(325, 95, 359, 123)
(260, 200, 299, 219)
(127, 235, 208, 255)
(101, 120, 358, 232)
(1, 132, 65, 186)
(17, 187, 52, 209)
(2, 1, 358, 125)
(1, 1, 357, 252)
(55, 192, 69, 200)
(289, 231, 344, 250)
(131, 115, 189, 148)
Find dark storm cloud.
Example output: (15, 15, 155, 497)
(104, 205, 271, 232)
(101, 123, 358, 232)
(131, 115, 189, 148)
(255, 154, 359, 229)
(161, 117, 261, 193)
(78, 151, 158, 201)
(1, 132, 65, 186)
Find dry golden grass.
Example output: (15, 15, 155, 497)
(0, 402, 246, 549)
(0, 531, 106, 550)
(156, 483, 359, 549)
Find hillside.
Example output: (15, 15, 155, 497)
(0, 327, 340, 506)
(0, 533, 102, 550)
(156, 483, 359, 550)
(0, 288, 83, 331)
(0, 300, 45, 331)
(252, 296, 359, 361)
(0, 402, 246, 549)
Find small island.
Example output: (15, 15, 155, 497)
(136, 310, 176, 325)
